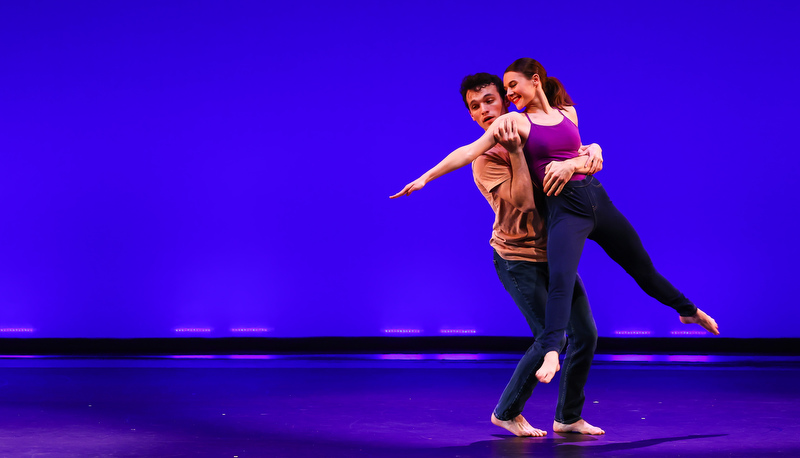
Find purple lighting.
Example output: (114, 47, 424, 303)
(670, 331, 707, 336)
(174, 328, 212, 333)
(230, 328, 272, 333)
(0, 328, 35, 333)
(439, 329, 477, 334)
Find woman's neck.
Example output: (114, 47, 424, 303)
(524, 102, 552, 115)
(524, 90, 552, 114)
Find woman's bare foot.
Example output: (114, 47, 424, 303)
(553, 419, 605, 435)
(491, 413, 547, 437)
(679, 308, 719, 335)
(535, 351, 560, 383)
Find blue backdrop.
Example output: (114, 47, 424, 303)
(0, 1, 797, 338)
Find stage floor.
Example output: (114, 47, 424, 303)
(0, 355, 797, 457)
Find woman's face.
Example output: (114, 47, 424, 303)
(503, 71, 537, 110)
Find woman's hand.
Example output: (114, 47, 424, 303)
(578, 143, 603, 175)
(390, 177, 427, 198)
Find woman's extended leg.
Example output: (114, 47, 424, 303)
(587, 180, 718, 334)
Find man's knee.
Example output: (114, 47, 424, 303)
(568, 327, 598, 353)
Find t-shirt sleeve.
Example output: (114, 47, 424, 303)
(473, 153, 511, 194)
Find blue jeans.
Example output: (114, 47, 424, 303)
(492, 250, 598, 424)
(540, 176, 697, 354)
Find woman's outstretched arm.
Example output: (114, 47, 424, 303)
(389, 114, 513, 198)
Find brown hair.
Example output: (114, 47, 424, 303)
(504, 58, 574, 109)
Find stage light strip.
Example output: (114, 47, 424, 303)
(666, 355, 711, 362)
(614, 330, 652, 336)
(670, 331, 707, 336)
(228, 355, 275, 359)
(379, 354, 424, 360)
(168, 355, 215, 358)
(230, 328, 272, 333)
(382, 329, 421, 334)
(174, 328, 212, 333)
(0, 328, 34, 332)
(436, 354, 480, 360)
(439, 329, 477, 334)
(608, 354, 655, 362)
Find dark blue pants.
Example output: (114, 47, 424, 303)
(540, 176, 697, 354)
(492, 250, 598, 424)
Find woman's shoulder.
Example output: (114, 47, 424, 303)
(498, 112, 526, 120)
(495, 111, 528, 126)
(560, 105, 578, 126)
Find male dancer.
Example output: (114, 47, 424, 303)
(462, 73, 604, 436)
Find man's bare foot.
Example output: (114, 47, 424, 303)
(553, 419, 605, 435)
(679, 308, 720, 335)
(535, 351, 560, 383)
(491, 413, 547, 437)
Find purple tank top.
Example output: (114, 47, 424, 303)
(523, 112, 586, 186)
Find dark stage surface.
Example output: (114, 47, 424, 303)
(0, 355, 798, 457)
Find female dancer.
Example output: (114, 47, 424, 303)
(392, 58, 719, 382)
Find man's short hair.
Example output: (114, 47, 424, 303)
(460, 73, 507, 109)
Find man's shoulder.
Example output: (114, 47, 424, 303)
(480, 144, 511, 162)
(472, 143, 512, 190)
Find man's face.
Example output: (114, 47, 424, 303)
(466, 84, 508, 131)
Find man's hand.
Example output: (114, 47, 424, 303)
(493, 117, 522, 153)
(543, 161, 577, 196)
(390, 177, 426, 198)
(578, 143, 603, 175)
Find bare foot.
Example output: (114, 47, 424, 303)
(535, 351, 560, 383)
(491, 413, 547, 437)
(553, 419, 605, 435)
(679, 308, 719, 335)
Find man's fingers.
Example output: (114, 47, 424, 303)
(545, 175, 567, 196)
(495, 123, 508, 143)
(543, 174, 554, 195)
(553, 180, 566, 196)
(547, 179, 558, 196)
